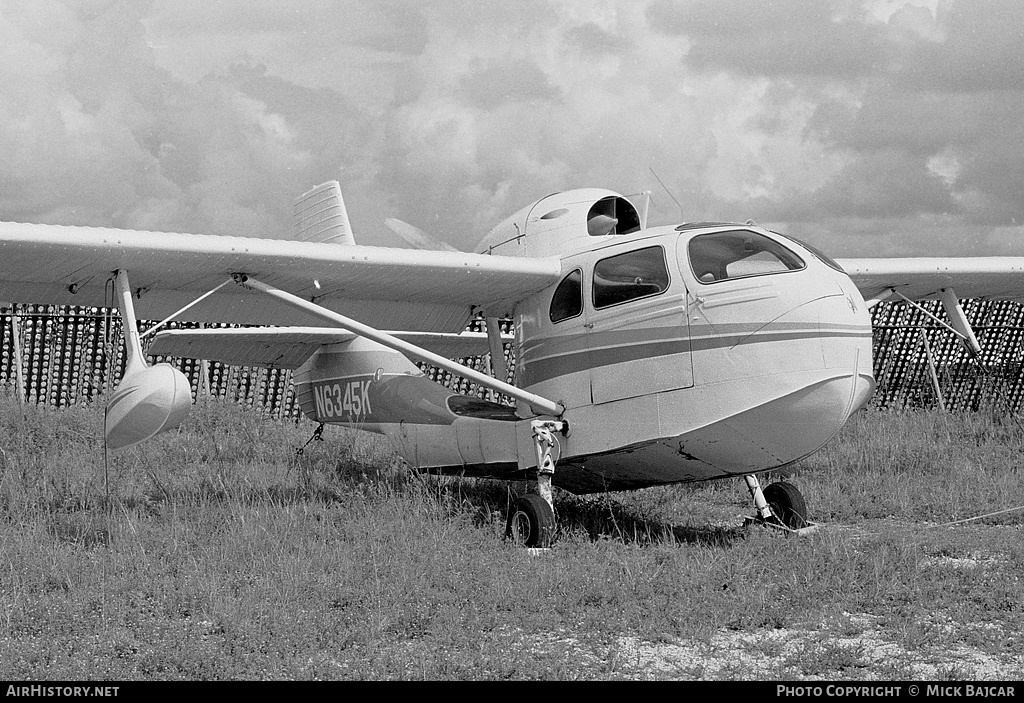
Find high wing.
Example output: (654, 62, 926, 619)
(0, 222, 561, 332)
(147, 327, 506, 369)
(837, 257, 1024, 306)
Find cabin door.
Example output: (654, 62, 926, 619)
(585, 241, 693, 405)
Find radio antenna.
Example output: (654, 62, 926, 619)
(650, 167, 684, 221)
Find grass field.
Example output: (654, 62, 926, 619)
(0, 395, 1021, 680)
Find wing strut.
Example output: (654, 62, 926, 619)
(892, 288, 982, 357)
(938, 288, 982, 357)
(231, 274, 565, 417)
(140, 278, 233, 340)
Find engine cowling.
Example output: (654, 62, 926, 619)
(474, 188, 644, 258)
(105, 363, 192, 450)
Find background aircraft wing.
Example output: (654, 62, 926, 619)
(837, 257, 1024, 306)
(0, 222, 561, 333)
(147, 327, 504, 368)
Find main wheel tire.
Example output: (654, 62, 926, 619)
(505, 494, 556, 548)
(763, 481, 808, 530)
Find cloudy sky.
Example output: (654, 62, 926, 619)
(1, 0, 1022, 257)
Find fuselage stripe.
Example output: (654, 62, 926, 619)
(520, 320, 871, 357)
(520, 328, 872, 386)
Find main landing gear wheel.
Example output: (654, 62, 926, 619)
(506, 494, 555, 548)
(762, 481, 808, 530)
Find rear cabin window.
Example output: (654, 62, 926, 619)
(593, 246, 669, 309)
(549, 269, 583, 323)
(688, 231, 804, 284)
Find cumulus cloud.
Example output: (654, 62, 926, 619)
(0, 0, 1021, 256)
(647, 0, 886, 78)
(643, 0, 1024, 252)
(895, 0, 1024, 92)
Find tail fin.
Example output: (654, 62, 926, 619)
(293, 181, 355, 245)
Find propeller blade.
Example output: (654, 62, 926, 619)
(384, 218, 459, 252)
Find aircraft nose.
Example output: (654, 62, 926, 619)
(817, 290, 875, 414)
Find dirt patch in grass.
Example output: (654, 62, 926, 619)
(609, 614, 1023, 680)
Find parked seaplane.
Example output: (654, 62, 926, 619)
(2, 182, 1022, 545)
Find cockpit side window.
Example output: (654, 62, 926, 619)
(688, 230, 805, 284)
(593, 246, 669, 309)
(549, 268, 583, 323)
(587, 196, 641, 236)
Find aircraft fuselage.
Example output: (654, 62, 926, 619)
(292, 216, 874, 494)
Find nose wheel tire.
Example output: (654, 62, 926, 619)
(506, 494, 555, 548)
(763, 481, 808, 530)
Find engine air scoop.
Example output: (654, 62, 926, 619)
(105, 363, 192, 450)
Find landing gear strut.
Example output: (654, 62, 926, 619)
(506, 420, 567, 548)
(743, 474, 817, 534)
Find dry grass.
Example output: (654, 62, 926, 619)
(0, 397, 1021, 680)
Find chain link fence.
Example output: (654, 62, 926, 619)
(2, 301, 1023, 416)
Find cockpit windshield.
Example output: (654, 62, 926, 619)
(773, 231, 847, 273)
(688, 230, 805, 284)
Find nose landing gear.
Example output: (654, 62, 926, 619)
(744, 474, 818, 534)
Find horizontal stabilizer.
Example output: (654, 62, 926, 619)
(149, 326, 510, 369)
